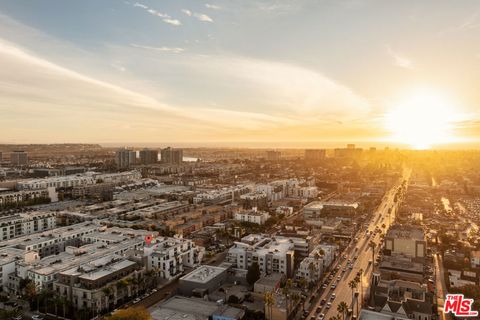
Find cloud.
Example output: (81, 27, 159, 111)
(133, 2, 148, 9)
(194, 13, 214, 22)
(0, 13, 373, 144)
(163, 18, 181, 26)
(438, 12, 480, 36)
(132, 2, 181, 26)
(177, 54, 371, 121)
(386, 46, 414, 70)
(205, 4, 221, 10)
(130, 43, 185, 53)
(181, 9, 192, 16)
(111, 62, 126, 72)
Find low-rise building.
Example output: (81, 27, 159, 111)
(234, 209, 270, 225)
(0, 211, 56, 240)
(150, 296, 244, 320)
(0, 188, 50, 207)
(179, 265, 228, 296)
(227, 235, 295, 277)
(54, 255, 143, 313)
(145, 237, 203, 280)
(384, 224, 426, 261)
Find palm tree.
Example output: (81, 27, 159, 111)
(337, 301, 349, 320)
(298, 277, 307, 291)
(53, 295, 63, 319)
(291, 292, 301, 315)
(308, 262, 317, 286)
(348, 280, 357, 311)
(357, 268, 364, 312)
(263, 291, 275, 320)
(282, 278, 293, 315)
(58, 296, 67, 319)
(102, 286, 113, 312)
(369, 240, 376, 263)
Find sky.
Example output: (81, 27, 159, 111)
(1, 0, 480, 147)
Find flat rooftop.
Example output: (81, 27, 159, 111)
(180, 265, 227, 284)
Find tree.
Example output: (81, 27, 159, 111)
(369, 240, 376, 263)
(263, 291, 275, 320)
(246, 262, 260, 285)
(102, 286, 113, 312)
(337, 301, 349, 320)
(106, 306, 151, 320)
(281, 278, 293, 316)
(348, 280, 357, 313)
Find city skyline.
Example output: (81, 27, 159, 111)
(1, 1, 480, 148)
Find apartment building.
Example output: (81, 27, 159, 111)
(0, 211, 56, 240)
(115, 148, 137, 169)
(14, 238, 144, 291)
(0, 221, 99, 257)
(364, 278, 434, 320)
(139, 148, 159, 165)
(54, 254, 143, 312)
(0, 188, 50, 207)
(10, 151, 28, 166)
(296, 256, 323, 283)
(94, 170, 141, 184)
(227, 235, 296, 277)
(160, 147, 183, 165)
(234, 209, 270, 225)
(384, 225, 426, 261)
(193, 185, 250, 205)
(144, 237, 203, 280)
(17, 175, 95, 190)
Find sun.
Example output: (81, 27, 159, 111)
(384, 90, 459, 149)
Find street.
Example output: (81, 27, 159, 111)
(306, 182, 402, 320)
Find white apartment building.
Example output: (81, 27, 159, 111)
(276, 206, 294, 217)
(0, 211, 56, 240)
(234, 209, 270, 225)
(17, 175, 95, 190)
(0, 221, 100, 257)
(292, 186, 318, 199)
(296, 257, 323, 283)
(256, 183, 285, 201)
(93, 170, 141, 184)
(145, 237, 203, 280)
(193, 185, 250, 205)
(227, 235, 295, 277)
(17, 239, 144, 291)
(296, 243, 336, 283)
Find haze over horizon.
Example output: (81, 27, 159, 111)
(1, 0, 480, 149)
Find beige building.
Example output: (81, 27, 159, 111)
(384, 225, 426, 261)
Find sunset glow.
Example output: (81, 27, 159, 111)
(385, 91, 461, 149)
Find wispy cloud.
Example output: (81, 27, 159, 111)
(111, 62, 126, 72)
(194, 13, 214, 22)
(133, 2, 147, 9)
(181, 9, 192, 16)
(132, 2, 181, 26)
(386, 46, 414, 70)
(205, 4, 221, 10)
(130, 43, 185, 53)
(163, 18, 181, 26)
